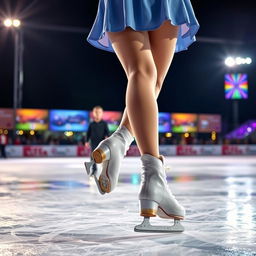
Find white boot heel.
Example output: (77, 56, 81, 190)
(140, 199, 158, 217)
(92, 144, 110, 163)
(135, 153, 185, 233)
(84, 125, 134, 194)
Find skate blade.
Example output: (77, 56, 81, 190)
(84, 161, 105, 195)
(134, 217, 184, 233)
(84, 161, 95, 176)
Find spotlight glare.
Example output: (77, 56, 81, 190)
(13, 19, 21, 27)
(225, 56, 252, 67)
(225, 57, 235, 67)
(3, 18, 12, 27)
(235, 57, 242, 65)
(246, 57, 252, 65)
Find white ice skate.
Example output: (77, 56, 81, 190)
(134, 154, 185, 233)
(84, 125, 134, 194)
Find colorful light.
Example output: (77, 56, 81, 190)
(211, 131, 216, 141)
(64, 131, 73, 137)
(172, 113, 198, 133)
(225, 73, 248, 100)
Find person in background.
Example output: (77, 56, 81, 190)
(85, 106, 110, 171)
(0, 132, 8, 158)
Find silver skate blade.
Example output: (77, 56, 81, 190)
(134, 217, 184, 233)
(84, 161, 94, 176)
(84, 161, 105, 195)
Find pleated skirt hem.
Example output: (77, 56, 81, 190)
(86, 0, 199, 53)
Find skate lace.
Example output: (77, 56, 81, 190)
(141, 163, 177, 200)
(163, 164, 176, 199)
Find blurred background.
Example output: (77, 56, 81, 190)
(0, 0, 256, 154)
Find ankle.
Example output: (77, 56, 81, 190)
(115, 125, 134, 143)
(122, 125, 134, 136)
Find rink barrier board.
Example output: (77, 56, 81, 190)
(4, 145, 256, 157)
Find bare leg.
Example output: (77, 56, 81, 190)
(107, 28, 159, 157)
(118, 21, 178, 137)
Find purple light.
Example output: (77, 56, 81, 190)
(247, 127, 252, 133)
(225, 120, 256, 139)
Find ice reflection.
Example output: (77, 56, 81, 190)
(131, 173, 140, 185)
(0, 180, 88, 191)
(119, 173, 237, 185)
(225, 177, 255, 245)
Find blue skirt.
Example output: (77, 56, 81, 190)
(87, 0, 200, 53)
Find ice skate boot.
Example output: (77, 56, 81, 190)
(84, 125, 134, 194)
(134, 153, 185, 233)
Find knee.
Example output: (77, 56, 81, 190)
(128, 64, 157, 85)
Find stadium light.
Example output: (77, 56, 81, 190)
(3, 18, 23, 140)
(3, 18, 12, 27)
(13, 19, 21, 27)
(3, 18, 21, 28)
(225, 56, 252, 67)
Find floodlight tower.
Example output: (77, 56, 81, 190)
(3, 18, 24, 140)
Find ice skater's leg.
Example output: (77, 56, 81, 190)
(107, 28, 159, 158)
(108, 22, 185, 232)
(84, 22, 179, 194)
(117, 21, 179, 138)
(148, 20, 179, 97)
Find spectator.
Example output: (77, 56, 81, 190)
(85, 106, 110, 171)
(85, 105, 110, 151)
(0, 132, 8, 158)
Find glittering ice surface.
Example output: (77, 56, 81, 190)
(0, 156, 256, 256)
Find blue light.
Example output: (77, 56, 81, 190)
(131, 174, 140, 185)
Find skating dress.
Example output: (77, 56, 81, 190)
(87, 0, 199, 53)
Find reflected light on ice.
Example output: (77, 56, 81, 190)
(226, 176, 255, 246)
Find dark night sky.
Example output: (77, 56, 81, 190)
(0, 0, 256, 132)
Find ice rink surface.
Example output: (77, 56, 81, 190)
(0, 156, 255, 256)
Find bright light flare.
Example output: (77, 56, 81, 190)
(245, 57, 252, 64)
(225, 57, 235, 67)
(13, 19, 21, 27)
(225, 56, 252, 67)
(3, 18, 21, 28)
(3, 18, 12, 27)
